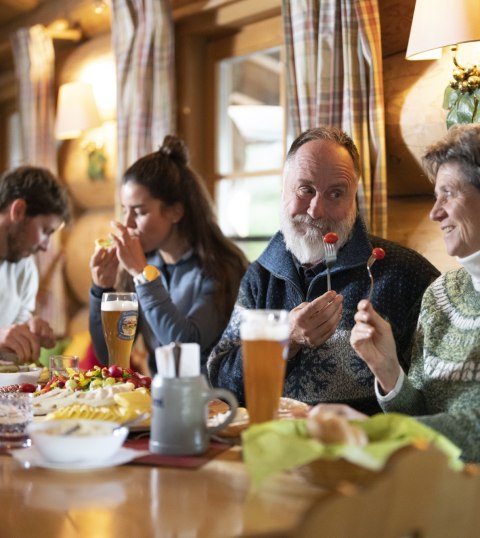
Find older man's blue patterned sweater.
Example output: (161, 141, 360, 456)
(207, 217, 440, 415)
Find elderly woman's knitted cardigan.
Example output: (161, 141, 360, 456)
(380, 266, 480, 463)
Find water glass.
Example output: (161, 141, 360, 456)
(0, 392, 33, 449)
(49, 355, 80, 380)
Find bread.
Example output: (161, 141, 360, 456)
(306, 408, 368, 447)
(278, 397, 311, 418)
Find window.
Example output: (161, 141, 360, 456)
(215, 47, 288, 259)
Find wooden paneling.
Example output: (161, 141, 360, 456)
(387, 196, 459, 273)
(378, 0, 416, 57)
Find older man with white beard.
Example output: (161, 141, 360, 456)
(207, 126, 439, 415)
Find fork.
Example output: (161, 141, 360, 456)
(366, 248, 385, 302)
(323, 241, 337, 292)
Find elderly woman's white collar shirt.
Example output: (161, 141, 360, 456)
(457, 250, 480, 292)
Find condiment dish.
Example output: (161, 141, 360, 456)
(27, 419, 128, 464)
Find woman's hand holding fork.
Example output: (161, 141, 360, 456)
(350, 300, 402, 394)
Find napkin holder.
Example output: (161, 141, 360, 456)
(155, 342, 200, 378)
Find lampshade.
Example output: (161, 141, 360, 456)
(406, 0, 480, 60)
(55, 82, 102, 140)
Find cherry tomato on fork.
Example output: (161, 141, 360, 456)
(323, 232, 339, 244)
(372, 247, 385, 260)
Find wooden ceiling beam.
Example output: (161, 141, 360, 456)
(0, 0, 41, 11)
(0, 0, 106, 37)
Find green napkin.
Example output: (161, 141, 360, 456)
(242, 413, 463, 487)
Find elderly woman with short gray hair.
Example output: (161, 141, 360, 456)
(350, 123, 480, 463)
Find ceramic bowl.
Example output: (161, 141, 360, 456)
(0, 368, 42, 387)
(27, 419, 128, 464)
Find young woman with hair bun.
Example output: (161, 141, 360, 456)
(89, 135, 249, 374)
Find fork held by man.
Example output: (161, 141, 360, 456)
(323, 233, 338, 292)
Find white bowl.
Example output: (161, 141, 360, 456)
(0, 368, 42, 387)
(27, 419, 129, 464)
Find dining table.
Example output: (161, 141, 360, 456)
(0, 440, 325, 538)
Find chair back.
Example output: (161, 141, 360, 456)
(293, 447, 480, 538)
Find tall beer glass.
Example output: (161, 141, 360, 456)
(101, 292, 138, 369)
(240, 309, 289, 424)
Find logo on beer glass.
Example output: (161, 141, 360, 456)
(117, 311, 137, 340)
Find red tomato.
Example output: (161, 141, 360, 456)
(19, 383, 36, 393)
(127, 377, 142, 388)
(108, 365, 123, 378)
(139, 376, 151, 388)
(372, 247, 385, 260)
(323, 232, 339, 244)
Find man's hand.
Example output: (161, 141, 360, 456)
(288, 291, 343, 358)
(350, 300, 401, 393)
(0, 324, 42, 362)
(27, 316, 56, 349)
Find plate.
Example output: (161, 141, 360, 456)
(0, 369, 42, 387)
(10, 446, 149, 471)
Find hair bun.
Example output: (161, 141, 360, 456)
(159, 135, 188, 166)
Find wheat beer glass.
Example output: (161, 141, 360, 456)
(240, 309, 289, 424)
(101, 292, 138, 369)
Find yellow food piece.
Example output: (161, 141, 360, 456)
(114, 389, 151, 426)
(38, 367, 49, 384)
(46, 404, 131, 422)
(95, 237, 114, 249)
(44, 388, 151, 426)
(114, 388, 151, 411)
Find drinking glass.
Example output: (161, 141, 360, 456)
(0, 392, 33, 449)
(49, 355, 80, 380)
(101, 292, 138, 369)
(240, 309, 289, 424)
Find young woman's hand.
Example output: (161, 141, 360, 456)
(90, 244, 119, 289)
(109, 221, 147, 277)
(350, 300, 402, 394)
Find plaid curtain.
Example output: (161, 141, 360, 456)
(10, 24, 67, 336)
(110, 0, 176, 189)
(282, 0, 387, 236)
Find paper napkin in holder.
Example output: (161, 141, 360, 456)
(155, 343, 200, 378)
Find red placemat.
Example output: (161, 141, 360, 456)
(124, 438, 231, 469)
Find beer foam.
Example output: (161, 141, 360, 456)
(240, 313, 289, 341)
(101, 300, 138, 311)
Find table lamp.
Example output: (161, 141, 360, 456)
(406, 0, 480, 127)
(55, 81, 106, 180)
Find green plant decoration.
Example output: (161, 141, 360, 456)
(82, 141, 107, 181)
(443, 61, 480, 128)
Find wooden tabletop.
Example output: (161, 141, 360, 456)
(0, 446, 324, 538)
